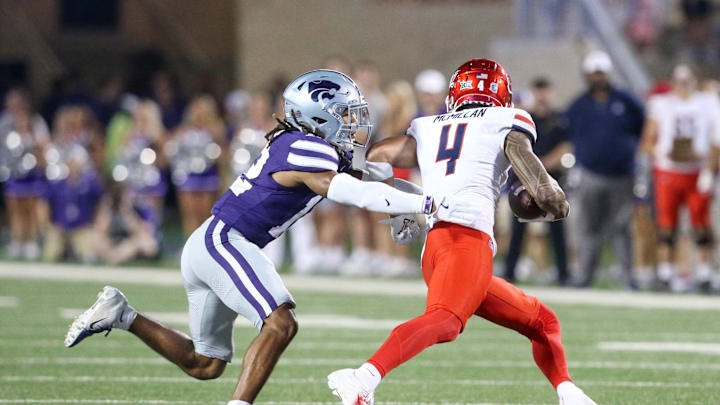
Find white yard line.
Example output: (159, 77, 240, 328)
(599, 341, 720, 355)
(0, 296, 19, 307)
(4, 262, 720, 310)
(11, 357, 720, 371)
(0, 401, 551, 405)
(1, 375, 718, 390)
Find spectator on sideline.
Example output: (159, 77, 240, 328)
(150, 71, 186, 130)
(372, 80, 419, 276)
(168, 95, 225, 237)
(93, 184, 162, 265)
(566, 50, 645, 289)
(43, 107, 105, 262)
(340, 61, 389, 276)
(0, 88, 50, 259)
(641, 64, 720, 292)
(504, 78, 571, 285)
(414, 69, 447, 117)
(115, 100, 169, 219)
(224, 89, 251, 132)
(322, 55, 352, 75)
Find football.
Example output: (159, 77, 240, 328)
(508, 180, 545, 220)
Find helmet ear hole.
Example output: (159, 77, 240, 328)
(312, 117, 327, 125)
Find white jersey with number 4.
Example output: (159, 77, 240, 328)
(407, 106, 537, 241)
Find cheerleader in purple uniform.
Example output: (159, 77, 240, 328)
(122, 100, 169, 218)
(167, 95, 226, 237)
(104, 100, 169, 264)
(42, 106, 106, 262)
(0, 88, 50, 259)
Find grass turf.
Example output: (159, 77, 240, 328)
(1, 277, 719, 405)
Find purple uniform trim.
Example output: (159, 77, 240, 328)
(219, 226, 279, 311)
(287, 147, 340, 164)
(204, 216, 267, 319)
(423, 195, 433, 214)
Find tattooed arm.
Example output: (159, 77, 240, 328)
(504, 130, 569, 219)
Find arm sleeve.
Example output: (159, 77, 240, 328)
(363, 161, 394, 181)
(327, 173, 430, 215)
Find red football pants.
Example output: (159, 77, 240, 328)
(368, 223, 571, 388)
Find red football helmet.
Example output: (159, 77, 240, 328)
(446, 58, 513, 111)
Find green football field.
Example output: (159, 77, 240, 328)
(1, 263, 720, 405)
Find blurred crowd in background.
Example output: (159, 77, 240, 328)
(1, 0, 720, 294)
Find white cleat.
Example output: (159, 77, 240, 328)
(328, 368, 374, 405)
(64, 286, 128, 348)
(557, 381, 598, 405)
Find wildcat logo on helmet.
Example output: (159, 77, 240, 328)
(308, 80, 342, 102)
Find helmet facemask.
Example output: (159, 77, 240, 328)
(326, 101, 372, 151)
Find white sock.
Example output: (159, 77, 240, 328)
(227, 401, 251, 405)
(354, 363, 382, 391)
(114, 305, 137, 330)
(556, 380, 577, 397)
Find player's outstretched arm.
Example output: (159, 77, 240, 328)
(504, 130, 569, 219)
(272, 170, 433, 215)
(364, 135, 419, 181)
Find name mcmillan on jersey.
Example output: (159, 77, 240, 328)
(433, 107, 487, 123)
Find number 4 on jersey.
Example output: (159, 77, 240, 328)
(436, 123, 467, 175)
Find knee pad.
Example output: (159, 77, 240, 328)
(657, 228, 677, 246)
(695, 230, 713, 247)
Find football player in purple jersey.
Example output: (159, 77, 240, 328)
(64, 70, 481, 405)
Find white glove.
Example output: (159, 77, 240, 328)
(377, 178, 425, 244)
(429, 195, 481, 227)
(697, 167, 715, 194)
(379, 215, 422, 244)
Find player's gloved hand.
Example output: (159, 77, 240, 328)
(379, 215, 422, 244)
(429, 195, 481, 227)
(697, 167, 715, 194)
(377, 178, 428, 243)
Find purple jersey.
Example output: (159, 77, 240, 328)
(212, 131, 350, 248)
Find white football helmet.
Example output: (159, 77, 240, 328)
(283, 70, 372, 151)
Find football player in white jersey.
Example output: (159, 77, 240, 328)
(328, 59, 597, 405)
(641, 64, 720, 291)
